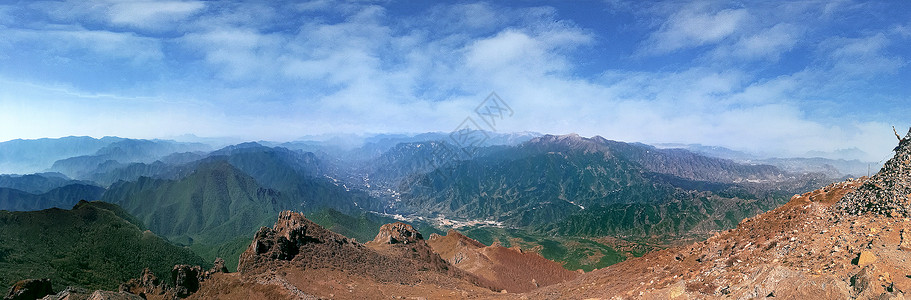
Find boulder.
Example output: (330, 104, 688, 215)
(855, 251, 877, 266)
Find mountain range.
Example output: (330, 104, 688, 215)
(0, 131, 881, 297)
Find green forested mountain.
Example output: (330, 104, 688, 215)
(0, 184, 105, 211)
(84, 160, 199, 187)
(396, 134, 821, 237)
(101, 160, 285, 246)
(206, 143, 378, 212)
(98, 144, 388, 270)
(0, 201, 207, 293)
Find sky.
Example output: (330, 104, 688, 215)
(0, 0, 909, 161)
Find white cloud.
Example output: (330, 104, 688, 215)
(819, 33, 905, 76)
(107, 1, 205, 30)
(182, 28, 284, 81)
(644, 3, 747, 54)
(0, 27, 163, 63)
(29, 0, 205, 32)
(893, 24, 911, 38)
(721, 23, 801, 61)
(466, 30, 547, 71)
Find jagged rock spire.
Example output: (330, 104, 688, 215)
(837, 127, 911, 216)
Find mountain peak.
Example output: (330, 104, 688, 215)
(209, 142, 267, 155)
(527, 134, 607, 153)
(532, 133, 583, 143)
(836, 127, 911, 217)
(237, 210, 355, 274)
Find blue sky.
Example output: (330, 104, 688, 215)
(0, 0, 909, 161)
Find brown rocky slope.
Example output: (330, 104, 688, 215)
(427, 229, 579, 293)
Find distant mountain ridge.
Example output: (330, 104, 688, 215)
(532, 134, 786, 183)
(0, 183, 104, 211)
(204, 143, 376, 213)
(0, 136, 124, 174)
(49, 139, 210, 179)
(654, 142, 878, 178)
(0, 173, 93, 194)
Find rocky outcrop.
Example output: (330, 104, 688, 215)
(119, 259, 222, 299)
(208, 258, 228, 274)
(365, 222, 455, 276)
(369, 222, 423, 244)
(171, 265, 203, 298)
(4, 279, 52, 300)
(4, 279, 142, 300)
(119, 268, 166, 297)
(837, 128, 911, 216)
(237, 211, 357, 274)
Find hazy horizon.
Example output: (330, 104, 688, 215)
(1, 1, 909, 162)
(0, 130, 892, 164)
